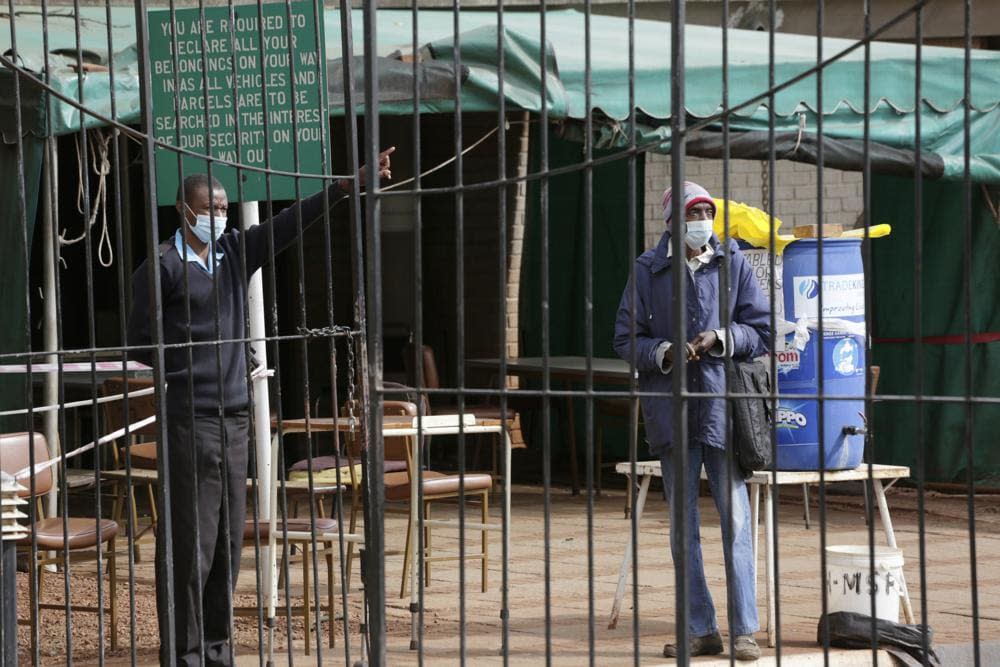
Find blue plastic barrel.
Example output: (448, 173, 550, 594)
(775, 238, 867, 470)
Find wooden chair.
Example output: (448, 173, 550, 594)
(238, 513, 350, 654)
(344, 400, 493, 598)
(403, 343, 525, 477)
(99, 377, 159, 562)
(285, 382, 414, 520)
(281, 461, 352, 522)
(0, 432, 118, 650)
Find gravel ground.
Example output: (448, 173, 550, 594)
(16, 485, 1000, 664)
(14, 565, 366, 664)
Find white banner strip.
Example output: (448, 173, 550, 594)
(14, 414, 158, 480)
(0, 361, 152, 374)
(0, 386, 156, 418)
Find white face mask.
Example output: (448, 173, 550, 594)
(684, 218, 713, 250)
(187, 206, 226, 244)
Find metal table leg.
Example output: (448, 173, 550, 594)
(802, 483, 811, 529)
(608, 473, 651, 629)
(750, 482, 760, 579)
(409, 434, 420, 650)
(765, 481, 776, 648)
(565, 384, 579, 495)
(500, 431, 512, 655)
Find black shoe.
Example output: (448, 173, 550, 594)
(733, 634, 761, 661)
(662, 631, 724, 658)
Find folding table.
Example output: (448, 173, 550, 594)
(608, 460, 914, 647)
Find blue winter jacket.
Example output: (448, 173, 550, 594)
(613, 232, 771, 455)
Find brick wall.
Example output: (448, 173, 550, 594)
(642, 153, 864, 250)
(506, 114, 532, 364)
(384, 113, 526, 386)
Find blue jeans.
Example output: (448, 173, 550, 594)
(659, 444, 759, 637)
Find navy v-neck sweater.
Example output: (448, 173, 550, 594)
(127, 185, 346, 416)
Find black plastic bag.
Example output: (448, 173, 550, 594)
(725, 357, 773, 478)
(817, 611, 940, 667)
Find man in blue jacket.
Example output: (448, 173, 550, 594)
(614, 181, 770, 661)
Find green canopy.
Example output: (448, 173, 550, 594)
(1, 7, 998, 483)
(2, 7, 999, 181)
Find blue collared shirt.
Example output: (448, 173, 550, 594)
(174, 229, 225, 275)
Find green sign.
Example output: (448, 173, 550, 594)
(149, 2, 328, 205)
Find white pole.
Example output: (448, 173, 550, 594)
(42, 136, 60, 520)
(240, 201, 277, 634)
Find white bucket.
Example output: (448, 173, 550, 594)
(824, 545, 905, 622)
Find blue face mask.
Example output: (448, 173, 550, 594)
(186, 205, 226, 244)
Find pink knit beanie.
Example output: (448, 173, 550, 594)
(661, 181, 716, 223)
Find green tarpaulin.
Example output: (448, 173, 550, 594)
(870, 176, 1000, 484)
(0, 7, 997, 481)
(0, 137, 43, 431)
(518, 132, 645, 464)
(3, 8, 1000, 181)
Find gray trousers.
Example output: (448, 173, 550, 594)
(157, 411, 249, 667)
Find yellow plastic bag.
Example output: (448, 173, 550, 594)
(711, 199, 891, 254)
(839, 224, 892, 239)
(712, 199, 796, 254)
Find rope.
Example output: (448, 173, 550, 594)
(377, 124, 502, 193)
(982, 184, 999, 227)
(63, 128, 114, 267)
(791, 112, 806, 154)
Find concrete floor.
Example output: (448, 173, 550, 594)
(55, 480, 1000, 664)
(371, 483, 997, 665)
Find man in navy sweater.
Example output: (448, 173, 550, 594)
(128, 150, 392, 666)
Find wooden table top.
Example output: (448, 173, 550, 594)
(101, 468, 345, 493)
(272, 415, 504, 434)
(467, 356, 634, 383)
(615, 460, 910, 484)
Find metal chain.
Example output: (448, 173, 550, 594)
(760, 159, 770, 213)
(296, 324, 356, 339)
(296, 323, 360, 434)
(345, 333, 358, 433)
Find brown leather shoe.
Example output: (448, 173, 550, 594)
(662, 631, 724, 658)
(733, 634, 761, 661)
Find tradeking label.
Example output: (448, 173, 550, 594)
(793, 273, 865, 319)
